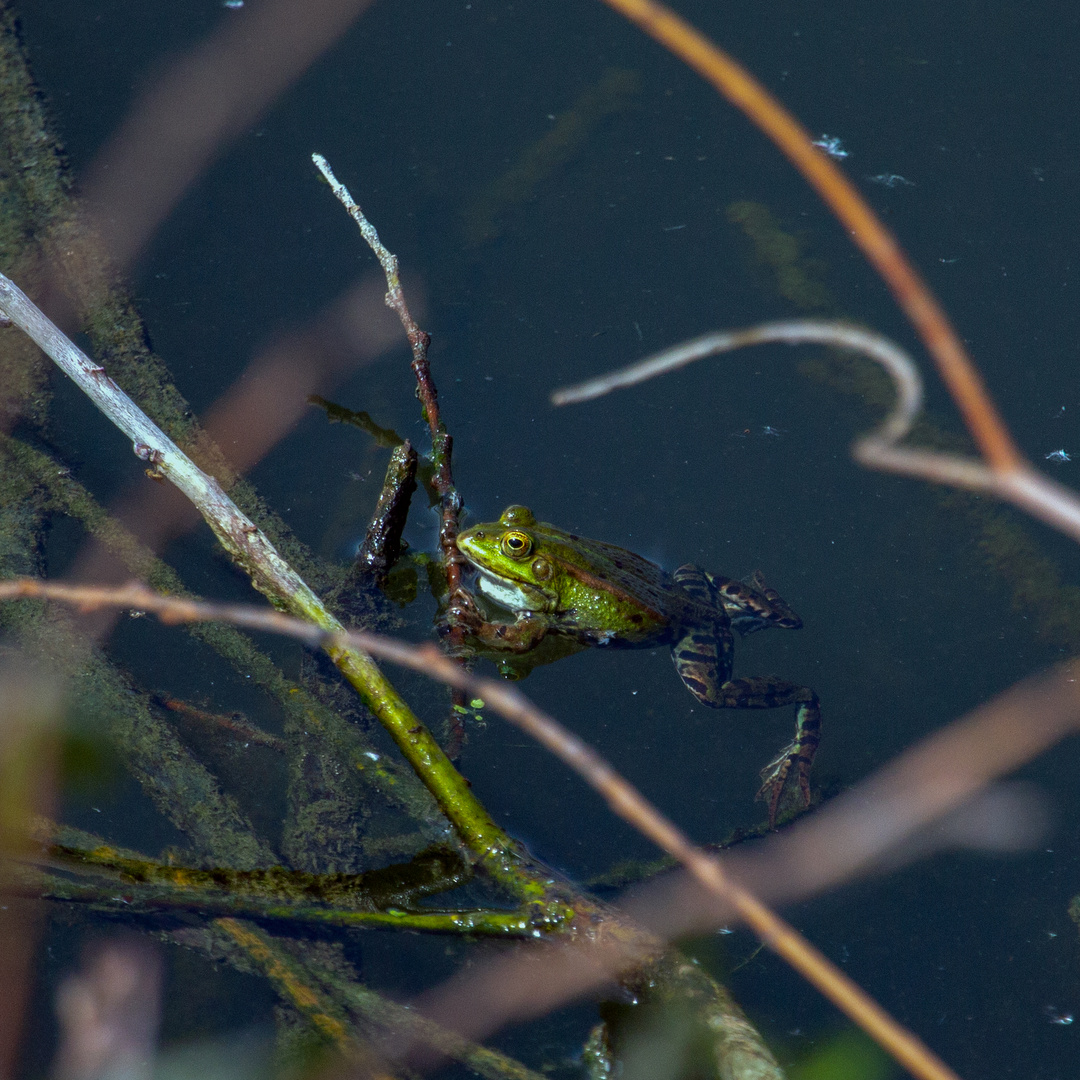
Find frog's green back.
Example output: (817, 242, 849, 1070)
(528, 519, 705, 642)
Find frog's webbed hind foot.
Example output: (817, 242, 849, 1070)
(715, 571, 803, 635)
(671, 566, 818, 826)
(751, 685, 821, 827)
(699, 674, 820, 827)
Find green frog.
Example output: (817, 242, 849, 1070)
(447, 505, 821, 825)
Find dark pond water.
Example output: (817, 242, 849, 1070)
(9, 0, 1080, 1076)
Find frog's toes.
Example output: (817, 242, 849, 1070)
(756, 740, 812, 827)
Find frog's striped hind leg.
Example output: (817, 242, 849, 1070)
(670, 565, 736, 704)
(671, 621, 735, 706)
(731, 676, 819, 826)
(672, 563, 719, 606)
(698, 673, 820, 827)
(675, 563, 803, 635)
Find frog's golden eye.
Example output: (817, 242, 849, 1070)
(500, 530, 532, 559)
(531, 557, 553, 581)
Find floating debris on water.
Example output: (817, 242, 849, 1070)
(812, 134, 849, 159)
(868, 173, 915, 188)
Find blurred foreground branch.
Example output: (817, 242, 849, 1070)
(4, 576, 1045, 1080)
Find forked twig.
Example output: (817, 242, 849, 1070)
(311, 153, 463, 569)
(312, 153, 474, 745)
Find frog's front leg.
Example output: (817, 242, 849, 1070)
(713, 675, 821, 827)
(445, 588, 551, 652)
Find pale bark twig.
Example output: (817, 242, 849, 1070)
(553, 319, 1080, 543)
(0, 271, 521, 888)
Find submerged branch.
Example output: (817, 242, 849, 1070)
(13, 830, 571, 937)
(20, 866, 565, 937)
(216, 919, 549, 1080)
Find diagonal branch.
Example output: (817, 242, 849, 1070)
(0, 576, 992, 1080)
(0, 271, 519, 889)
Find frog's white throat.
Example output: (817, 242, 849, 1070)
(474, 568, 534, 613)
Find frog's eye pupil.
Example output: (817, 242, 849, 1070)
(501, 531, 532, 559)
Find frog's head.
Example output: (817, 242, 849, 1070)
(456, 505, 557, 612)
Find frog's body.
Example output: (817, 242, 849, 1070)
(450, 505, 821, 824)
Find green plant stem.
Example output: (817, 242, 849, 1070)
(0, 272, 532, 893)
(30, 877, 568, 936)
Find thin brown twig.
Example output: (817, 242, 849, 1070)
(311, 154, 463, 577)
(596, 0, 1023, 475)
(311, 154, 476, 761)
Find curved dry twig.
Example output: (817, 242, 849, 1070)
(552, 319, 1080, 544)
